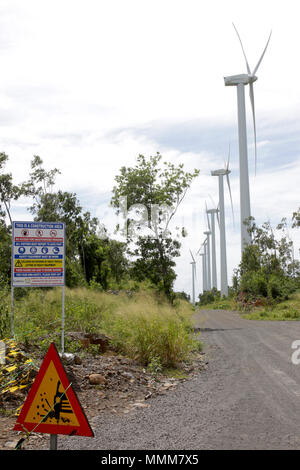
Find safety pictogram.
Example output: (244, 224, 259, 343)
(14, 343, 94, 437)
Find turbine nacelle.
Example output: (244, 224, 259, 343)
(206, 208, 219, 215)
(224, 74, 257, 86)
(211, 169, 231, 176)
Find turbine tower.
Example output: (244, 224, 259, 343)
(206, 204, 219, 290)
(224, 24, 271, 252)
(189, 249, 196, 305)
(199, 252, 206, 293)
(197, 238, 207, 293)
(204, 230, 211, 291)
(211, 154, 234, 297)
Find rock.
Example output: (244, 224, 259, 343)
(4, 440, 19, 448)
(132, 402, 150, 408)
(121, 372, 135, 380)
(89, 374, 107, 386)
(82, 333, 111, 353)
(74, 355, 82, 365)
(60, 353, 75, 364)
(160, 382, 176, 391)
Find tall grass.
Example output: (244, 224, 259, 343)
(100, 291, 198, 366)
(5, 286, 198, 367)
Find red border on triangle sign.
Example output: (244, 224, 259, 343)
(14, 343, 94, 437)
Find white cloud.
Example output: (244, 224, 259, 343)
(1, 0, 300, 298)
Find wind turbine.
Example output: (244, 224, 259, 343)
(189, 249, 196, 305)
(199, 252, 206, 293)
(206, 201, 219, 290)
(211, 149, 234, 297)
(203, 229, 211, 291)
(224, 24, 272, 251)
(197, 238, 207, 293)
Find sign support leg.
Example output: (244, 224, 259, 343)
(11, 285, 14, 338)
(50, 434, 57, 450)
(61, 285, 65, 354)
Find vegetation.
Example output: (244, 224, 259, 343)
(198, 215, 300, 319)
(233, 217, 300, 307)
(111, 152, 200, 301)
(1, 285, 199, 367)
(242, 291, 300, 321)
(0, 151, 201, 372)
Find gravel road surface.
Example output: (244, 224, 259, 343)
(56, 309, 300, 450)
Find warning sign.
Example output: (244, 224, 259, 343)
(12, 222, 65, 287)
(14, 343, 94, 437)
(14, 259, 63, 268)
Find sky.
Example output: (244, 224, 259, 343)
(1, 0, 300, 299)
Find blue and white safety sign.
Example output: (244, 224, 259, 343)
(12, 222, 65, 287)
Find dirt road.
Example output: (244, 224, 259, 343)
(56, 309, 300, 450)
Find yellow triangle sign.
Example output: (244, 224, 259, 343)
(14, 343, 94, 437)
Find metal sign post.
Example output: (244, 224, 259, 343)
(61, 285, 65, 354)
(10, 285, 14, 338)
(50, 434, 57, 450)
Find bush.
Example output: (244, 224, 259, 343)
(239, 270, 268, 299)
(198, 287, 221, 306)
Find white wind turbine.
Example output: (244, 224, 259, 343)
(199, 252, 206, 293)
(211, 148, 234, 297)
(206, 200, 220, 290)
(197, 238, 207, 293)
(189, 249, 197, 305)
(203, 228, 211, 291)
(224, 24, 272, 251)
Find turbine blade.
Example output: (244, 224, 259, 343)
(226, 172, 235, 225)
(226, 143, 231, 171)
(216, 202, 220, 227)
(253, 30, 272, 75)
(208, 193, 217, 209)
(249, 82, 257, 175)
(232, 23, 251, 75)
(189, 248, 196, 263)
(205, 201, 211, 230)
(196, 238, 206, 255)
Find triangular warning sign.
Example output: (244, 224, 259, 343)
(14, 343, 94, 437)
(15, 259, 23, 267)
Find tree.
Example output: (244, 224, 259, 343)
(111, 153, 200, 300)
(24, 156, 130, 289)
(0, 152, 30, 284)
(292, 207, 300, 228)
(233, 217, 300, 304)
(0, 152, 23, 226)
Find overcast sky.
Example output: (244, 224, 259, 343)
(1, 0, 300, 298)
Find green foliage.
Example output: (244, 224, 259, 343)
(234, 217, 300, 309)
(111, 153, 200, 301)
(148, 356, 163, 375)
(243, 291, 300, 320)
(198, 287, 221, 306)
(8, 286, 198, 367)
